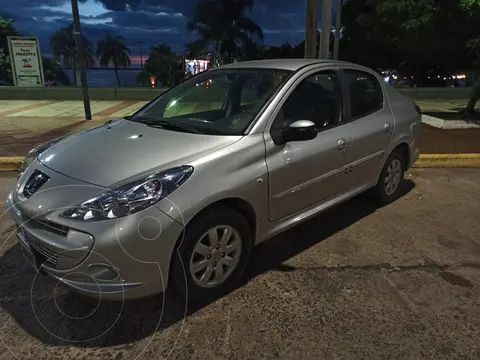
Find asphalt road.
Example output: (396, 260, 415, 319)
(0, 169, 479, 360)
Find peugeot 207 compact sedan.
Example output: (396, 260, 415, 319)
(7, 59, 421, 300)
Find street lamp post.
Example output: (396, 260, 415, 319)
(71, 0, 92, 120)
(333, 0, 343, 60)
(139, 41, 144, 70)
(319, 0, 333, 59)
(304, 0, 319, 59)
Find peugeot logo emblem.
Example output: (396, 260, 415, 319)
(22, 170, 50, 198)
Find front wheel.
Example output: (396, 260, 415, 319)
(374, 151, 405, 204)
(171, 206, 252, 300)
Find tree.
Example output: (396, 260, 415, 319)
(185, 38, 209, 59)
(0, 18, 19, 52)
(145, 44, 185, 87)
(259, 43, 304, 59)
(50, 23, 94, 86)
(0, 18, 20, 84)
(42, 57, 70, 86)
(96, 33, 131, 87)
(341, 0, 480, 110)
(136, 69, 152, 87)
(187, 0, 263, 65)
(465, 36, 480, 115)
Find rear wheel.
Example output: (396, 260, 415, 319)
(171, 206, 251, 300)
(374, 150, 405, 204)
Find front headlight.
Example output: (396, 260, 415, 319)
(60, 166, 193, 221)
(20, 138, 64, 174)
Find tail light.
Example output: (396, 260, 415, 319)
(415, 103, 421, 115)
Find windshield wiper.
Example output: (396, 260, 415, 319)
(130, 115, 205, 135)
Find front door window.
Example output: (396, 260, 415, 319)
(274, 71, 343, 131)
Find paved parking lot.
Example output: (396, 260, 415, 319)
(0, 168, 479, 360)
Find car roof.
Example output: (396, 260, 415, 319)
(215, 59, 367, 72)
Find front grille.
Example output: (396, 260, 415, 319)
(25, 233, 59, 267)
(34, 220, 69, 237)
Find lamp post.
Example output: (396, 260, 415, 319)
(333, 0, 343, 60)
(139, 41, 144, 70)
(71, 0, 91, 120)
(304, 0, 319, 59)
(319, 0, 333, 59)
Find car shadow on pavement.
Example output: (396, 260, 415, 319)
(0, 181, 414, 348)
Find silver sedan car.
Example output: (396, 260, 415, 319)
(7, 59, 421, 300)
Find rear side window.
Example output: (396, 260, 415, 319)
(344, 69, 383, 120)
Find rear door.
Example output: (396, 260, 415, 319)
(340, 68, 394, 187)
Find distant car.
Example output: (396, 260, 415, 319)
(7, 59, 422, 300)
(0, 80, 12, 86)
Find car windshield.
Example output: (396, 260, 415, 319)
(129, 68, 292, 135)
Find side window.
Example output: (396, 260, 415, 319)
(344, 69, 383, 120)
(275, 71, 342, 131)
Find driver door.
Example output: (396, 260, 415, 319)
(264, 69, 351, 222)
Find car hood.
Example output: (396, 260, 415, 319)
(38, 119, 241, 187)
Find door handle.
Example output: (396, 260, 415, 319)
(384, 123, 392, 132)
(337, 138, 347, 151)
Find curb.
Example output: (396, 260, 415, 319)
(422, 114, 480, 129)
(1, 154, 480, 172)
(0, 157, 24, 172)
(412, 154, 480, 168)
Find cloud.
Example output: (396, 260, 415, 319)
(0, 0, 312, 57)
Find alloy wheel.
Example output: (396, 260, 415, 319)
(189, 225, 242, 288)
(384, 159, 402, 196)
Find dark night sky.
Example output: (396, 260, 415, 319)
(0, 0, 333, 65)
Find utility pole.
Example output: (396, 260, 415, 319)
(139, 41, 144, 70)
(71, 0, 91, 120)
(319, 0, 333, 59)
(333, 0, 342, 60)
(304, 0, 319, 59)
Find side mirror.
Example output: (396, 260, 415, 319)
(281, 120, 317, 143)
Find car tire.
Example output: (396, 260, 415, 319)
(171, 205, 252, 301)
(374, 150, 406, 204)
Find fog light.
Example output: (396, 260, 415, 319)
(88, 264, 118, 281)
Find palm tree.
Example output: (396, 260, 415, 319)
(145, 44, 184, 87)
(187, 0, 264, 66)
(465, 37, 480, 116)
(50, 23, 94, 86)
(185, 39, 209, 59)
(96, 33, 131, 87)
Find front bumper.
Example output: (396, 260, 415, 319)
(7, 162, 184, 300)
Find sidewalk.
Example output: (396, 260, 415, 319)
(0, 100, 146, 156)
(417, 99, 480, 129)
(0, 100, 479, 157)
